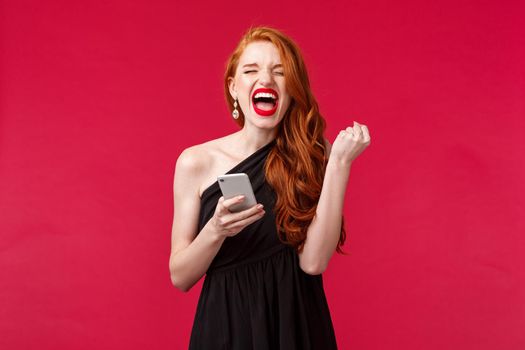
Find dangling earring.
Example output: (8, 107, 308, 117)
(232, 98, 239, 119)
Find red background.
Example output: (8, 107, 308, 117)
(1, 0, 524, 349)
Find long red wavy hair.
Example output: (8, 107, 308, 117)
(223, 26, 347, 254)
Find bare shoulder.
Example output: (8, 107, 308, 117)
(175, 143, 210, 178)
(175, 135, 237, 197)
(175, 137, 227, 177)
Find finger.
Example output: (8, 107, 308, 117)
(222, 205, 265, 230)
(217, 196, 226, 211)
(232, 202, 264, 220)
(228, 209, 266, 230)
(360, 124, 371, 142)
(338, 130, 350, 141)
(353, 121, 362, 139)
(220, 195, 246, 213)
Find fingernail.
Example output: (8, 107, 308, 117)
(257, 204, 263, 209)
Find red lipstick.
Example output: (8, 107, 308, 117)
(251, 88, 279, 117)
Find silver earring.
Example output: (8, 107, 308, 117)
(232, 98, 239, 119)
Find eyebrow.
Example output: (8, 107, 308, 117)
(242, 63, 283, 68)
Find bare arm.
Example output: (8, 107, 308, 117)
(169, 147, 266, 292)
(298, 139, 351, 275)
(299, 123, 371, 275)
(168, 148, 225, 292)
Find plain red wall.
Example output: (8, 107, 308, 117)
(1, 0, 524, 349)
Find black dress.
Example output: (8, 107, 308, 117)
(189, 139, 338, 350)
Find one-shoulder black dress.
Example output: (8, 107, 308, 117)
(188, 139, 338, 350)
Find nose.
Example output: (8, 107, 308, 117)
(258, 69, 274, 86)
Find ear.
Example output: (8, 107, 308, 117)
(227, 77, 237, 100)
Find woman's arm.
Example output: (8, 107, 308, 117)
(299, 122, 370, 275)
(168, 148, 226, 292)
(169, 147, 266, 292)
(298, 138, 351, 275)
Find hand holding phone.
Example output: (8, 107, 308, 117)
(217, 173, 258, 212)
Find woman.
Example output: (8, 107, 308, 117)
(169, 26, 371, 349)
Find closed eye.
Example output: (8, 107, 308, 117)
(244, 70, 284, 75)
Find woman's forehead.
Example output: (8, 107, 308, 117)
(239, 41, 282, 65)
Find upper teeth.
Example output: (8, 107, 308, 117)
(254, 92, 277, 99)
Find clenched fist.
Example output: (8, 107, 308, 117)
(330, 121, 371, 166)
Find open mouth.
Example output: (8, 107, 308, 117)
(251, 88, 279, 116)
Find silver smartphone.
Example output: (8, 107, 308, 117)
(217, 173, 257, 213)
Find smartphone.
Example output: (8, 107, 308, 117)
(217, 173, 257, 213)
